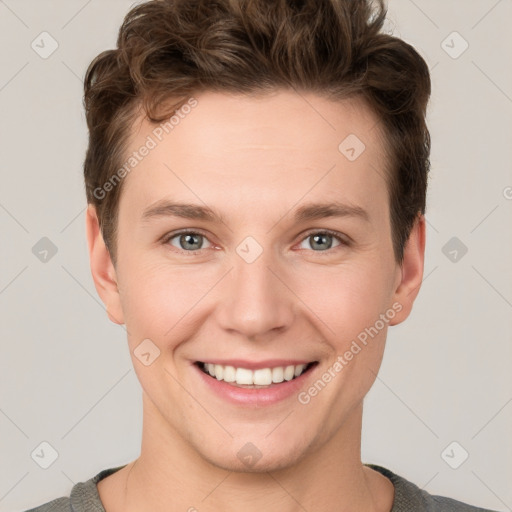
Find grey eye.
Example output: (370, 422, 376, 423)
(299, 232, 341, 251)
(168, 232, 212, 251)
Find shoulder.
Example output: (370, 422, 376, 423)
(20, 465, 127, 512)
(366, 464, 499, 512)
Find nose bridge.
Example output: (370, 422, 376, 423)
(233, 245, 275, 298)
(217, 238, 293, 338)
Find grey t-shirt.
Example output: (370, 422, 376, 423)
(23, 463, 498, 512)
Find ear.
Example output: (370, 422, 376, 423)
(85, 204, 125, 325)
(388, 213, 426, 326)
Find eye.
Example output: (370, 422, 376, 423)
(163, 230, 213, 253)
(162, 228, 349, 255)
(297, 230, 348, 252)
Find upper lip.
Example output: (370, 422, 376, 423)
(196, 359, 317, 370)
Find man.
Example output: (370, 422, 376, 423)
(25, 0, 498, 510)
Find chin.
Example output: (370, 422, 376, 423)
(206, 449, 303, 474)
(194, 432, 313, 474)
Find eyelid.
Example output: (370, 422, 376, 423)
(296, 228, 350, 250)
(161, 228, 350, 254)
(161, 228, 215, 255)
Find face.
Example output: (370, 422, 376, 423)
(87, 90, 425, 472)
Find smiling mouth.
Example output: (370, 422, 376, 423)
(195, 361, 318, 388)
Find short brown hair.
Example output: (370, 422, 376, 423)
(83, 0, 431, 266)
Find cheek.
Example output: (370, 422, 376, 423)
(116, 237, 396, 355)
(117, 258, 217, 346)
(290, 258, 393, 342)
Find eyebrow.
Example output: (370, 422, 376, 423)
(141, 199, 370, 224)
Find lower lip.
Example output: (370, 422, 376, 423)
(194, 363, 317, 406)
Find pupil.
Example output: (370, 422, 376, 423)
(181, 233, 201, 250)
(311, 233, 332, 251)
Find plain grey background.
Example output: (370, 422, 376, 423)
(0, 0, 511, 510)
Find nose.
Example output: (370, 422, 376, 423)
(215, 246, 295, 341)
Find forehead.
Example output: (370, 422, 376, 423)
(119, 90, 389, 223)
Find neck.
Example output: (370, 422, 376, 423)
(106, 395, 393, 512)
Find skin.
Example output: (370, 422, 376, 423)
(86, 90, 425, 512)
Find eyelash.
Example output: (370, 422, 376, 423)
(161, 228, 350, 256)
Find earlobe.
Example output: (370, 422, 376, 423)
(85, 204, 125, 325)
(388, 213, 426, 326)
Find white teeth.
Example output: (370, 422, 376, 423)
(284, 365, 295, 381)
(223, 365, 236, 383)
(272, 366, 284, 383)
(294, 364, 305, 377)
(253, 368, 272, 386)
(235, 367, 253, 385)
(201, 362, 312, 385)
(214, 364, 224, 380)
